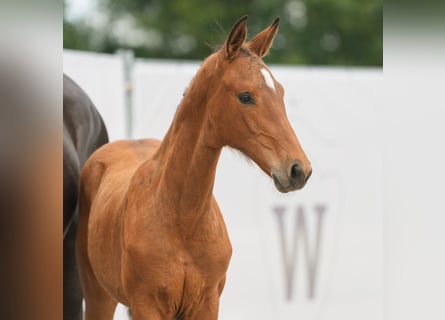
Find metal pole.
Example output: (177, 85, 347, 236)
(117, 49, 134, 139)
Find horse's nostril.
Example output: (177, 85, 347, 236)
(290, 163, 303, 182)
(290, 163, 311, 187)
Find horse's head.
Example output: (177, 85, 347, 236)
(198, 16, 311, 192)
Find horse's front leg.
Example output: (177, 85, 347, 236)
(125, 283, 178, 320)
(130, 306, 172, 320)
(183, 295, 220, 320)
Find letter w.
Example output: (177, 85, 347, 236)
(273, 205, 326, 300)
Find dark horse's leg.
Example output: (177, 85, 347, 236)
(63, 121, 83, 320)
(64, 217, 83, 320)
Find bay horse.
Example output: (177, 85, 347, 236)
(63, 74, 109, 320)
(77, 16, 312, 320)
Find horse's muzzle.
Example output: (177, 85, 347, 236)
(272, 162, 312, 193)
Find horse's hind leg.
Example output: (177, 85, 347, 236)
(63, 219, 83, 320)
(83, 285, 117, 320)
(76, 211, 117, 320)
(76, 239, 117, 319)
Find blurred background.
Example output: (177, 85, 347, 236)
(64, 0, 382, 66)
(63, 1, 384, 320)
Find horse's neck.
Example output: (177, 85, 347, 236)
(152, 83, 221, 225)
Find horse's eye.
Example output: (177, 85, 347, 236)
(238, 92, 255, 105)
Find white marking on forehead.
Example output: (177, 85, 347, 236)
(260, 68, 275, 91)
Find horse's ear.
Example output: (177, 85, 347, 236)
(247, 18, 280, 58)
(225, 15, 248, 61)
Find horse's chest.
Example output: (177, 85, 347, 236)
(186, 238, 232, 277)
(124, 238, 230, 315)
(154, 234, 232, 283)
(123, 200, 232, 310)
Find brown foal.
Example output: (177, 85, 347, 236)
(77, 16, 312, 320)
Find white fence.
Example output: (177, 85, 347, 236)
(64, 49, 383, 320)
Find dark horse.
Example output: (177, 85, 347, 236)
(63, 74, 109, 320)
